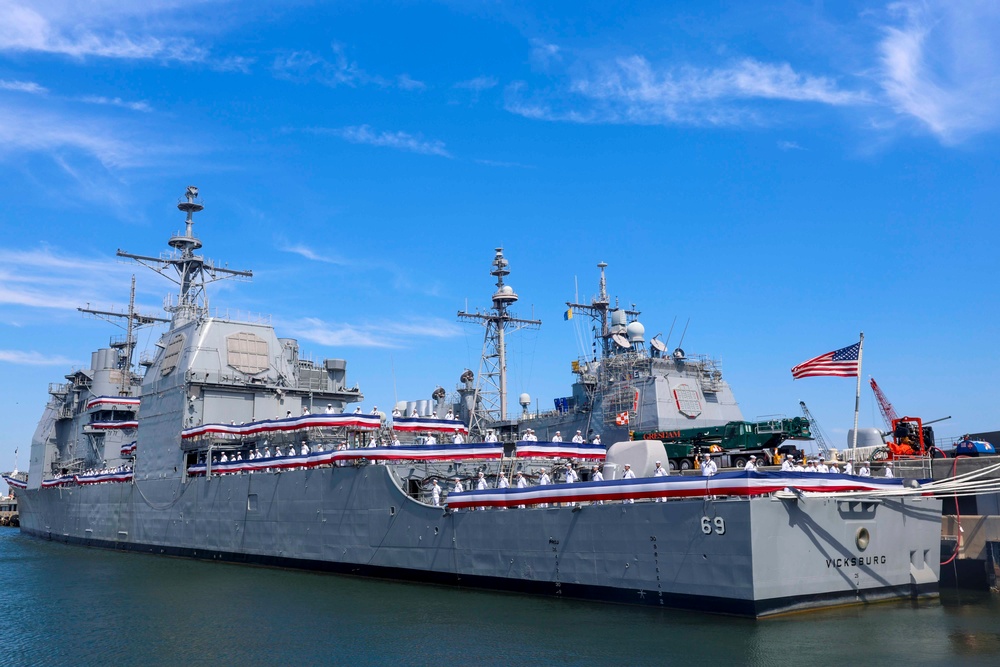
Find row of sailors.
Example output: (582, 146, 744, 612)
(47, 465, 133, 484)
(520, 429, 600, 444)
(428, 462, 631, 508)
(778, 455, 891, 477)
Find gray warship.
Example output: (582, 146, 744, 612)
(5, 187, 943, 617)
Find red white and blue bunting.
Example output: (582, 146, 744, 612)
(88, 420, 139, 430)
(3, 475, 27, 490)
(514, 442, 606, 459)
(41, 476, 73, 488)
(392, 417, 469, 435)
(186, 443, 504, 476)
(86, 396, 141, 410)
(445, 470, 908, 508)
(74, 470, 134, 485)
(120, 442, 137, 457)
(181, 413, 382, 441)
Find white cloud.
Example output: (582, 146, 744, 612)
(0, 2, 207, 61)
(279, 244, 348, 265)
(272, 45, 364, 87)
(306, 125, 452, 158)
(0, 105, 140, 167)
(79, 95, 152, 112)
(397, 74, 426, 91)
(0, 350, 78, 366)
(0, 79, 47, 94)
(0, 247, 144, 312)
(777, 140, 804, 150)
(455, 76, 498, 92)
(878, 0, 1000, 143)
(289, 316, 462, 349)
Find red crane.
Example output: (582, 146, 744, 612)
(869, 377, 898, 432)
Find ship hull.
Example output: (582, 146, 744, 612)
(15, 465, 942, 618)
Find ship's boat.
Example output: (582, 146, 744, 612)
(4, 187, 943, 618)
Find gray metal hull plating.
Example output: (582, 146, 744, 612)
(16, 465, 941, 617)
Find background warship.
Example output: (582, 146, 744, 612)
(4, 187, 943, 617)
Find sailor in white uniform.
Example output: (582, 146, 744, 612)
(884, 461, 894, 478)
(445, 409, 454, 420)
(390, 435, 401, 447)
(551, 431, 563, 443)
(371, 406, 379, 414)
(498, 474, 510, 489)
(354, 406, 362, 414)
(843, 460, 854, 475)
(780, 455, 794, 472)
(326, 404, 335, 414)
(592, 434, 602, 445)
(392, 407, 401, 417)
(572, 430, 584, 444)
(431, 480, 441, 507)
(537, 469, 552, 507)
(858, 461, 871, 477)
(622, 463, 636, 504)
(816, 457, 829, 473)
(484, 430, 498, 443)
(744, 455, 758, 471)
(565, 465, 578, 484)
(591, 465, 605, 505)
(453, 432, 465, 444)
(302, 406, 310, 415)
(827, 462, 839, 473)
(300, 441, 310, 456)
(411, 408, 419, 417)
(515, 472, 527, 508)
(701, 454, 717, 477)
(426, 434, 437, 445)
(476, 471, 489, 509)
(653, 460, 668, 502)
(453, 478, 464, 494)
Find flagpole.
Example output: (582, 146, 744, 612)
(852, 332, 864, 450)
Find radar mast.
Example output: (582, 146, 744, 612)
(117, 186, 252, 325)
(458, 248, 541, 437)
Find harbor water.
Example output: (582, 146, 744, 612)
(2, 526, 999, 667)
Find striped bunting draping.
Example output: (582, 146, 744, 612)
(514, 442, 606, 459)
(181, 413, 382, 440)
(445, 470, 908, 508)
(86, 396, 141, 410)
(42, 476, 73, 488)
(186, 443, 504, 476)
(89, 421, 139, 430)
(392, 417, 469, 435)
(121, 442, 137, 456)
(3, 475, 27, 490)
(74, 470, 134, 485)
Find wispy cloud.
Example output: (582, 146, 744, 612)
(0, 105, 141, 167)
(289, 316, 462, 349)
(79, 95, 152, 112)
(0, 79, 47, 94)
(272, 44, 364, 87)
(397, 74, 426, 91)
(0, 350, 78, 366)
(777, 140, 804, 150)
(455, 76, 498, 92)
(507, 55, 870, 127)
(0, 2, 207, 62)
(304, 125, 452, 158)
(279, 243, 348, 265)
(877, 0, 1000, 143)
(0, 247, 150, 313)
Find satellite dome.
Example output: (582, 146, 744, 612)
(501, 285, 514, 295)
(519, 393, 531, 407)
(626, 321, 645, 342)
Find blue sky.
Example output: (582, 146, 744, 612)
(2, 0, 999, 484)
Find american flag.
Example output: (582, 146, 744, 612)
(791, 342, 861, 379)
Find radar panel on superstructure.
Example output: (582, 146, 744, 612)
(161, 334, 186, 376)
(673, 384, 703, 418)
(227, 332, 269, 374)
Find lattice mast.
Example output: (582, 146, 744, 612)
(458, 248, 541, 436)
(79, 275, 170, 396)
(566, 262, 639, 360)
(117, 186, 252, 325)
